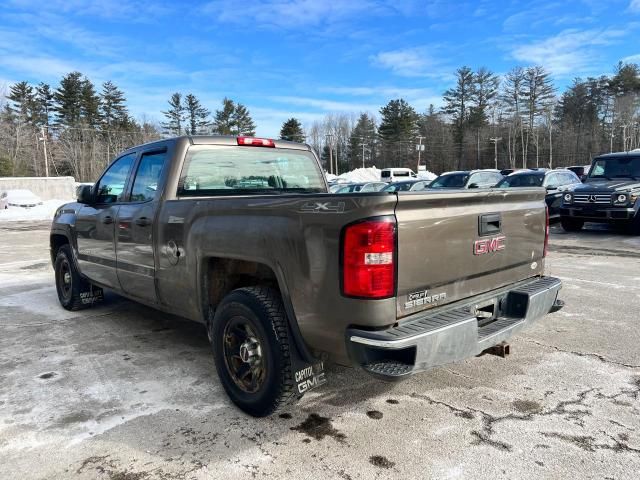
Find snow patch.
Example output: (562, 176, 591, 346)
(326, 166, 436, 183)
(0, 199, 72, 222)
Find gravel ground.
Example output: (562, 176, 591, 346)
(0, 221, 638, 480)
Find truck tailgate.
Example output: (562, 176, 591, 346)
(395, 188, 547, 318)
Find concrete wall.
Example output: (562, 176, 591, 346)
(0, 177, 77, 200)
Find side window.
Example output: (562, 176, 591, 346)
(565, 172, 580, 184)
(96, 153, 136, 204)
(544, 174, 560, 188)
(491, 173, 503, 185)
(470, 173, 485, 185)
(130, 151, 167, 202)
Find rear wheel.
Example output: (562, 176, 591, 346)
(211, 286, 297, 417)
(54, 245, 91, 311)
(560, 217, 584, 232)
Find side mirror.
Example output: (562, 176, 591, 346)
(468, 183, 479, 189)
(77, 184, 95, 204)
(546, 185, 555, 191)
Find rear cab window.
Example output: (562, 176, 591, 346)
(178, 146, 326, 196)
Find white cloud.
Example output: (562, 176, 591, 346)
(622, 53, 640, 63)
(269, 95, 378, 113)
(370, 46, 449, 78)
(630, 0, 640, 13)
(511, 28, 626, 76)
(202, 0, 381, 28)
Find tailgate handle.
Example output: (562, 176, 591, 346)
(479, 213, 501, 236)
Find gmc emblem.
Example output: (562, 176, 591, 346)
(473, 235, 506, 255)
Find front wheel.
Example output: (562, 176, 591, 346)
(54, 245, 91, 311)
(211, 286, 298, 417)
(561, 217, 584, 232)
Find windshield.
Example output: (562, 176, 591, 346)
(383, 182, 412, 192)
(429, 173, 469, 188)
(496, 174, 544, 187)
(588, 157, 640, 181)
(179, 145, 326, 195)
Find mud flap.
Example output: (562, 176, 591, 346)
(288, 326, 327, 395)
(79, 284, 104, 305)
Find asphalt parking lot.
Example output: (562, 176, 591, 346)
(1, 221, 639, 479)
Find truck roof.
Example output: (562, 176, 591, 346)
(594, 150, 640, 159)
(127, 135, 312, 152)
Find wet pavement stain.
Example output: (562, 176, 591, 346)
(366, 410, 383, 420)
(38, 372, 56, 379)
(386, 399, 399, 405)
(513, 399, 543, 413)
(290, 413, 346, 442)
(279, 413, 292, 419)
(369, 455, 395, 469)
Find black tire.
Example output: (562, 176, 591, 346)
(211, 286, 297, 417)
(54, 244, 91, 311)
(624, 217, 640, 236)
(560, 217, 584, 232)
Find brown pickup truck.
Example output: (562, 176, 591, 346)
(50, 136, 563, 416)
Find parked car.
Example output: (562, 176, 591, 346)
(496, 169, 581, 219)
(335, 182, 387, 193)
(51, 135, 562, 416)
(382, 180, 430, 192)
(0, 191, 8, 209)
(566, 165, 592, 181)
(380, 167, 416, 182)
(5, 189, 43, 208)
(560, 151, 640, 233)
(428, 170, 504, 189)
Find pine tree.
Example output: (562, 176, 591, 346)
(523, 66, 555, 167)
(378, 99, 418, 168)
(349, 113, 377, 168)
(233, 103, 256, 136)
(100, 81, 129, 130)
(184, 94, 210, 135)
(213, 97, 236, 135)
(34, 83, 54, 127)
(469, 67, 500, 167)
(8, 81, 35, 122)
(54, 72, 84, 127)
(80, 78, 101, 128)
(279, 118, 304, 142)
(442, 66, 476, 168)
(161, 93, 186, 135)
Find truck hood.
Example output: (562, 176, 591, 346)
(577, 180, 640, 193)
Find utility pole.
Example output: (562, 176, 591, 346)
(415, 136, 425, 172)
(489, 137, 502, 169)
(39, 126, 50, 177)
(359, 141, 367, 169)
(325, 134, 334, 174)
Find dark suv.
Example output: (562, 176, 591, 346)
(560, 151, 640, 232)
(496, 169, 581, 219)
(428, 170, 503, 189)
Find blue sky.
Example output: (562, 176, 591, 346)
(1, 0, 639, 136)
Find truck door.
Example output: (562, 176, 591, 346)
(76, 153, 136, 288)
(115, 148, 168, 302)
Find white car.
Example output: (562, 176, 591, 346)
(5, 189, 43, 208)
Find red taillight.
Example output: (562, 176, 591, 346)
(237, 136, 275, 147)
(543, 206, 549, 257)
(342, 218, 396, 299)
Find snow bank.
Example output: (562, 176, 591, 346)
(416, 170, 437, 181)
(0, 199, 72, 222)
(338, 166, 382, 183)
(326, 166, 437, 183)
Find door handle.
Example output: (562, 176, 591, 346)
(102, 216, 113, 225)
(135, 217, 151, 227)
